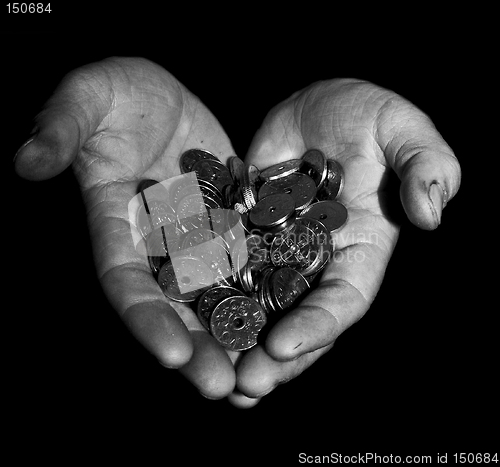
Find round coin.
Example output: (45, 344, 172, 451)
(197, 286, 244, 331)
(256, 266, 277, 313)
(244, 234, 269, 272)
(136, 200, 176, 238)
(169, 175, 200, 208)
(210, 296, 267, 351)
(223, 209, 246, 243)
(269, 267, 310, 312)
(176, 193, 210, 232)
(191, 159, 234, 194)
(249, 193, 296, 229)
(233, 234, 269, 293)
(198, 179, 224, 205)
(320, 159, 344, 200)
(180, 148, 219, 173)
(301, 149, 328, 189)
(192, 236, 233, 285)
(259, 159, 303, 182)
(158, 256, 214, 302)
(294, 217, 333, 276)
(174, 181, 223, 210)
(258, 173, 316, 211)
(180, 228, 218, 250)
(299, 200, 348, 234)
(271, 217, 332, 276)
(145, 222, 182, 257)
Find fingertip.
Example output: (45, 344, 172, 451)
(400, 177, 445, 230)
(265, 329, 303, 362)
(227, 390, 261, 409)
(156, 339, 194, 369)
(14, 113, 80, 181)
(123, 301, 194, 369)
(179, 331, 236, 399)
(236, 346, 277, 398)
(265, 306, 338, 361)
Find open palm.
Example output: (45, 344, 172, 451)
(15, 57, 240, 398)
(233, 79, 461, 404)
(14, 58, 460, 408)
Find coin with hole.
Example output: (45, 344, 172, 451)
(210, 296, 267, 351)
(299, 200, 348, 233)
(260, 159, 303, 182)
(158, 256, 214, 302)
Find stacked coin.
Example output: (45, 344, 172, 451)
(136, 148, 348, 352)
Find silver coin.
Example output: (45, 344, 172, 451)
(241, 164, 260, 210)
(269, 267, 309, 312)
(145, 223, 182, 259)
(169, 176, 201, 208)
(158, 257, 214, 302)
(259, 159, 303, 182)
(198, 179, 224, 205)
(234, 202, 249, 214)
(301, 149, 328, 189)
(179, 229, 232, 283)
(210, 296, 267, 351)
(258, 173, 316, 211)
(136, 200, 177, 238)
(180, 148, 219, 173)
(176, 193, 211, 232)
(299, 200, 348, 234)
(191, 159, 234, 194)
(197, 286, 244, 331)
(175, 180, 224, 209)
(249, 193, 296, 229)
(271, 217, 332, 276)
(256, 266, 277, 314)
(242, 185, 257, 210)
(233, 234, 269, 293)
(319, 159, 344, 200)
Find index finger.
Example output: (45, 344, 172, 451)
(85, 180, 195, 367)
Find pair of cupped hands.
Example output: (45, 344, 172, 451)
(14, 57, 461, 408)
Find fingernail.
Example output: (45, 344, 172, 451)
(198, 391, 221, 401)
(14, 126, 39, 163)
(428, 182, 444, 226)
(254, 385, 275, 398)
(13, 136, 36, 163)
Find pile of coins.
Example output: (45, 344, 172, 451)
(135, 148, 348, 351)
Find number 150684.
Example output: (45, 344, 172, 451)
(6, 3, 51, 13)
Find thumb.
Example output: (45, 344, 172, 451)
(14, 62, 112, 181)
(376, 99, 461, 230)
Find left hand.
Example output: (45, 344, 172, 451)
(229, 78, 461, 407)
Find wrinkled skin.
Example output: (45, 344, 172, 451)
(14, 57, 461, 408)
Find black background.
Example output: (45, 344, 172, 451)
(3, 10, 496, 463)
